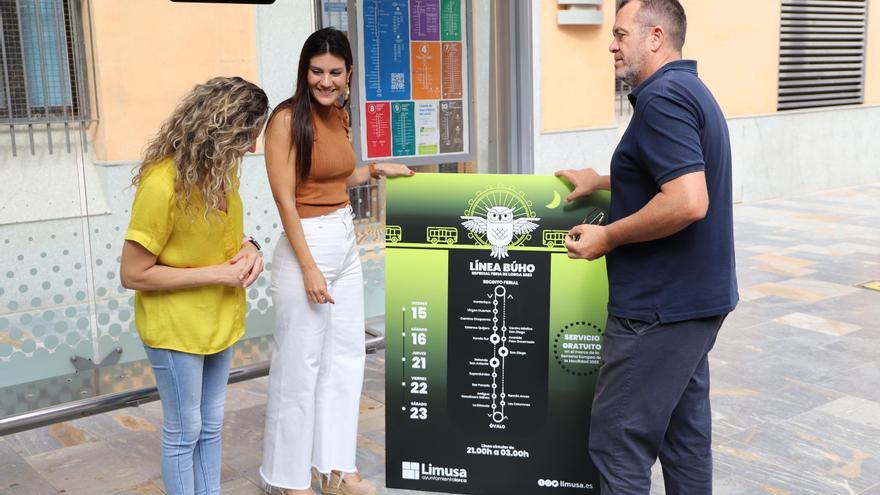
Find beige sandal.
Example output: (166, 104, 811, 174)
(319, 470, 377, 495)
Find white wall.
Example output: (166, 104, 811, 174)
(534, 126, 619, 176)
(533, 105, 880, 203)
(0, 127, 109, 226)
(254, 0, 316, 107)
(728, 105, 880, 202)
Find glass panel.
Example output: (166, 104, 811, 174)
(0, 131, 96, 416)
(1, 0, 497, 424)
(0, 0, 98, 419)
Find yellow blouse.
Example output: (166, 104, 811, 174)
(125, 158, 245, 355)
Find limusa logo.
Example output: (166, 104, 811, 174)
(401, 462, 420, 480)
(460, 186, 540, 259)
(402, 461, 468, 483)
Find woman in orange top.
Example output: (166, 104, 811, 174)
(120, 77, 269, 495)
(260, 28, 413, 495)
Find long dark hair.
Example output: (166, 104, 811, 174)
(273, 28, 353, 182)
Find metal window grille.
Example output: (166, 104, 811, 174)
(777, 0, 869, 111)
(0, 0, 92, 155)
(349, 181, 382, 222)
(615, 79, 632, 121)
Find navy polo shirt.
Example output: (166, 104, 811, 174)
(606, 60, 738, 323)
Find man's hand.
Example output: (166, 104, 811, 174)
(555, 168, 609, 202)
(565, 224, 614, 261)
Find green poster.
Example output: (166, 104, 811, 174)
(441, 0, 462, 41)
(392, 101, 416, 156)
(385, 174, 608, 494)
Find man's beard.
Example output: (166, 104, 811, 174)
(616, 56, 644, 87)
(616, 38, 647, 87)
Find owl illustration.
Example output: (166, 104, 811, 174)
(461, 207, 540, 259)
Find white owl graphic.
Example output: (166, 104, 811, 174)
(461, 206, 540, 259)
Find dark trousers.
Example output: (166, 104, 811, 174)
(588, 314, 726, 495)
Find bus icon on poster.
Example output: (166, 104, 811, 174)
(542, 230, 568, 248)
(427, 226, 458, 245)
(385, 225, 402, 243)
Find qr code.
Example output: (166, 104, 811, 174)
(391, 72, 404, 91)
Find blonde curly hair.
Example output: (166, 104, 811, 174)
(134, 76, 269, 215)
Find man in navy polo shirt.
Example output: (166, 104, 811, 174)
(556, 0, 737, 493)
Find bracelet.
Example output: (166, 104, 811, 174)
(242, 235, 261, 251)
(368, 162, 380, 179)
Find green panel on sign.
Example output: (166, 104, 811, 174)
(418, 143, 439, 155)
(548, 253, 607, 394)
(391, 102, 416, 157)
(418, 142, 439, 155)
(441, 0, 462, 41)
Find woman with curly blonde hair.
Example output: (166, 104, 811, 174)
(120, 76, 269, 495)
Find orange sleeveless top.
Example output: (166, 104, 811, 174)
(296, 105, 356, 218)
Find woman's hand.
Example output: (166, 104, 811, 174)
(231, 242, 264, 288)
(303, 265, 335, 304)
(214, 260, 249, 287)
(376, 163, 415, 178)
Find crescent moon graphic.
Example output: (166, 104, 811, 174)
(546, 191, 561, 209)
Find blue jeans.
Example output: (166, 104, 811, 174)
(588, 314, 726, 495)
(145, 345, 234, 495)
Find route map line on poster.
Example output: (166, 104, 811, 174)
(351, 0, 473, 165)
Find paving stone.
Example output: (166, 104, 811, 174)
(805, 290, 880, 329)
(0, 439, 58, 495)
(219, 405, 266, 479)
(224, 380, 269, 413)
(111, 480, 165, 495)
(711, 474, 799, 495)
(819, 361, 880, 403)
(815, 396, 880, 430)
(820, 331, 880, 372)
(716, 406, 880, 495)
(734, 268, 791, 291)
(66, 410, 164, 481)
(751, 253, 818, 278)
(860, 482, 880, 494)
(743, 278, 860, 303)
(711, 334, 845, 434)
(774, 312, 862, 337)
(220, 477, 264, 494)
(3, 420, 96, 458)
(26, 440, 155, 495)
(646, 463, 733, 495)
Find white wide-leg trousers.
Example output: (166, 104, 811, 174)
(260, 206, 366, 490)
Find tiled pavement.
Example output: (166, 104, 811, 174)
(2, 183, 879, 495)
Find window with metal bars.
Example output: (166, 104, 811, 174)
(0, 0, 89, 126)
(778, 0, 869, 111)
